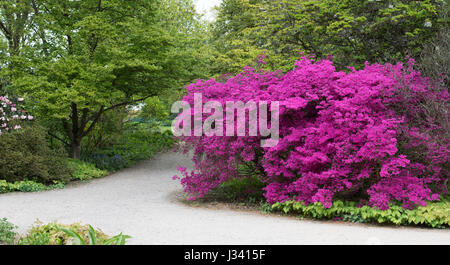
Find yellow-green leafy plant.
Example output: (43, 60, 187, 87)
(272, 197, 450, 228)
(60, 225, 131, 245)
(0, 218, 17, 245)
(18, 221, 130, 245)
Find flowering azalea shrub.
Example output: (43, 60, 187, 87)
(0, 95, 33, 135)
(174, 57, 449, 210)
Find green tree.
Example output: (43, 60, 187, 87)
(211, 0, 446, 73)
(157, 0, 213, 102)
(0, 0, 34, 56)
(0, 0, 37, 95)
(138, 96, 169, 121)
(13, 0, 175, 158)
(211, 0, 266, 75)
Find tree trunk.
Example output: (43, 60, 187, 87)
(70, 139, 82, 159)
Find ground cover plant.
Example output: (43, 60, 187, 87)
(67, 159, 109, 181)
(0, 218, 17, 245)
(0, 219, 131, 245)
(0, 180, 65, 193)
(271, 196, 450, 229)
(175, 56, 449, 213)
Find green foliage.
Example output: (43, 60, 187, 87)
(1, 0, 203, 159)
(17, 221, 127, 245)
(138, 96, 169, 121)
(14, 0, 171, 121)
(0, 124, 72, 184)
(67, 159, 108, 181)
(0, 219, 130, 245)
(83, 107, 128, 154)
(211, 176, 266, 204)
(211, 0, 266, 75)
(419, 4, 449, 87)
(0, 218, 17, 245)
(209, 162, 266, 204)
(157, 0, 213, 84)
(60, 225, 131, 245)
(83, 129, 174, 171)
(0, 180, 65, 194)
(272, 197, 450, 228)
(211, 0, 447, 73)
(0, 147, 107, 194)
(260, 202, 274, 214)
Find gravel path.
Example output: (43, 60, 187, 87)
(1, 152, 449, 245)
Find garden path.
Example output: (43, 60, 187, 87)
(1, 152, 449, 244)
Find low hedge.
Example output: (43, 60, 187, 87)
(272, 198, 450, 229)
(0, 180, 65, 193)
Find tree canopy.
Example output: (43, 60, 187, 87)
(211, 0, 447, 74)
(0, 0, 210, 158)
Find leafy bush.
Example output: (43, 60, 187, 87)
(61, 225, 131, 245)
(0, 124, 72, 184)
(175, 57, 449, 210)
(17, 221, 112, 245)
(209, 176, 265, 204)
(0, 180, 65, 193)
(0, 218, 17, 245)
(67, 159, 108, 181)
(272, 197, 450, 228)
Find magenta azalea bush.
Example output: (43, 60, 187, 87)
(174, 57, 449, 210)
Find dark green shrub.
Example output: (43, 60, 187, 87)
(0, 125, 72, 184)
(207, 161, 266, 204)
(210, 176, 266, 204)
